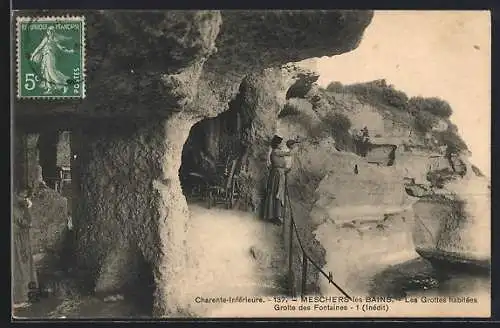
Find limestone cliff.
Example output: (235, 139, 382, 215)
(179, 66, 489, 299)
(274, 78, 490, 296)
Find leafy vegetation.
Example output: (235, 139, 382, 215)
(325, 80, 453, 121)
(408, 96, 453, 118)
(318, 112, 355, 151)
(436, 129, 469, 153)
(382, 87, 408, 110)
(414, 110, 439, 133)
(278, 103, 302, 118)
(341, 80, 409, 111)
(325, 81, 344, 93)
(314, 80, 467, 155)
(282, 105, 355, 151)
(322, 112, 352, 133)
(426, 168, 456, 188)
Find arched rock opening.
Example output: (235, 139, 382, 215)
(179, 105, 248, 208)
(176, 67, 328, 300)
(285, 69, 319, 100)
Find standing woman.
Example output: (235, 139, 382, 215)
(12, 189, 38, 308)
(262, 135, 291, 225)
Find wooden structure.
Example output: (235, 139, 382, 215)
(45, 166, 71, 193)
(207, 158, 241, 209)
(185, 157, 241, 209)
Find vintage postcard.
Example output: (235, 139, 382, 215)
(11, 10, 491, 319)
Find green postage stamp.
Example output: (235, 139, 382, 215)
(16, 16, 86, 99)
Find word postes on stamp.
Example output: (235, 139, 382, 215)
(16, 16, 86, 99)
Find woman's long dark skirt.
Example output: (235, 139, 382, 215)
(262, 168, 286, 222)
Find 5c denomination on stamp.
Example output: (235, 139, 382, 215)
(16, 16, 86, 99)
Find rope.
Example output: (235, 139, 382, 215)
(284, 181, 352, 300)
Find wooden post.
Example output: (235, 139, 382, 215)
(301, 250, 308, 297)
(282, 174, 287, 238)
(288, 212, 294, 297)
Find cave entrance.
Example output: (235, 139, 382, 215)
(15, 129, 74, 209)
(13, 127, 80, 295)
(179, 103, 248, 209)
(35, 130, 74, 213)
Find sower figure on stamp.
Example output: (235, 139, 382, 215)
(30, 26, 75, 95)
(13, 189, 38, 309)
(262, 135, 292, 226)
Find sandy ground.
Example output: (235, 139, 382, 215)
(177, 204, 284, 316)
(13, 201, 491, 319)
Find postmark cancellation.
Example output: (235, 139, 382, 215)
(16, 16, 86, 99)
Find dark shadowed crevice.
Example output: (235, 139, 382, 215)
(121, 253, 155, 316)
(286, 78, 315, 99)
(285, 68, 319, 100)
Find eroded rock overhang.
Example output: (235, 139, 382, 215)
(14, 10, 373, 120)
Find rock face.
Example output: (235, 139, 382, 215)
(29, 188, 69, 256)
(14, 10, 374, 317)
(15, 10, 373, 119)
(290, 140, 417, 295)
(277, 76, 490, 297)
(237, 68, 305, 212)
(410, 159, 490, 271)
(71, 115, 196, 315)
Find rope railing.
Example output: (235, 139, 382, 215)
(413, 214, 437, 245)
(283, 178, 352, 300)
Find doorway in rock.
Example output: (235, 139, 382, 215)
(35, 130, 74, 206)
(179, 108, 247, 210)
(31, 130, 78, 276)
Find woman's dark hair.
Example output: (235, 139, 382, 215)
(270, 135, 283, 149)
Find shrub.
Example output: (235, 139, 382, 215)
(325, 81, 344, 93)
(308, 121, 329, 140)
(297, 112, 355, 150)
(343, 82, 409, 111)
(426, 168, 456, 188)
(321, 112, 355, 151)
(344, 84, 373, 98)
(436, 130, 469, 153)
(447, 122, 460, 133)
(279, 110, 326, 141)
(323, 112, 352, 133)
(278, 103, 301, 118)
(382, 87, 408, 110)
(408, 97, 453, 118)
(414, 110, 438, 133)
